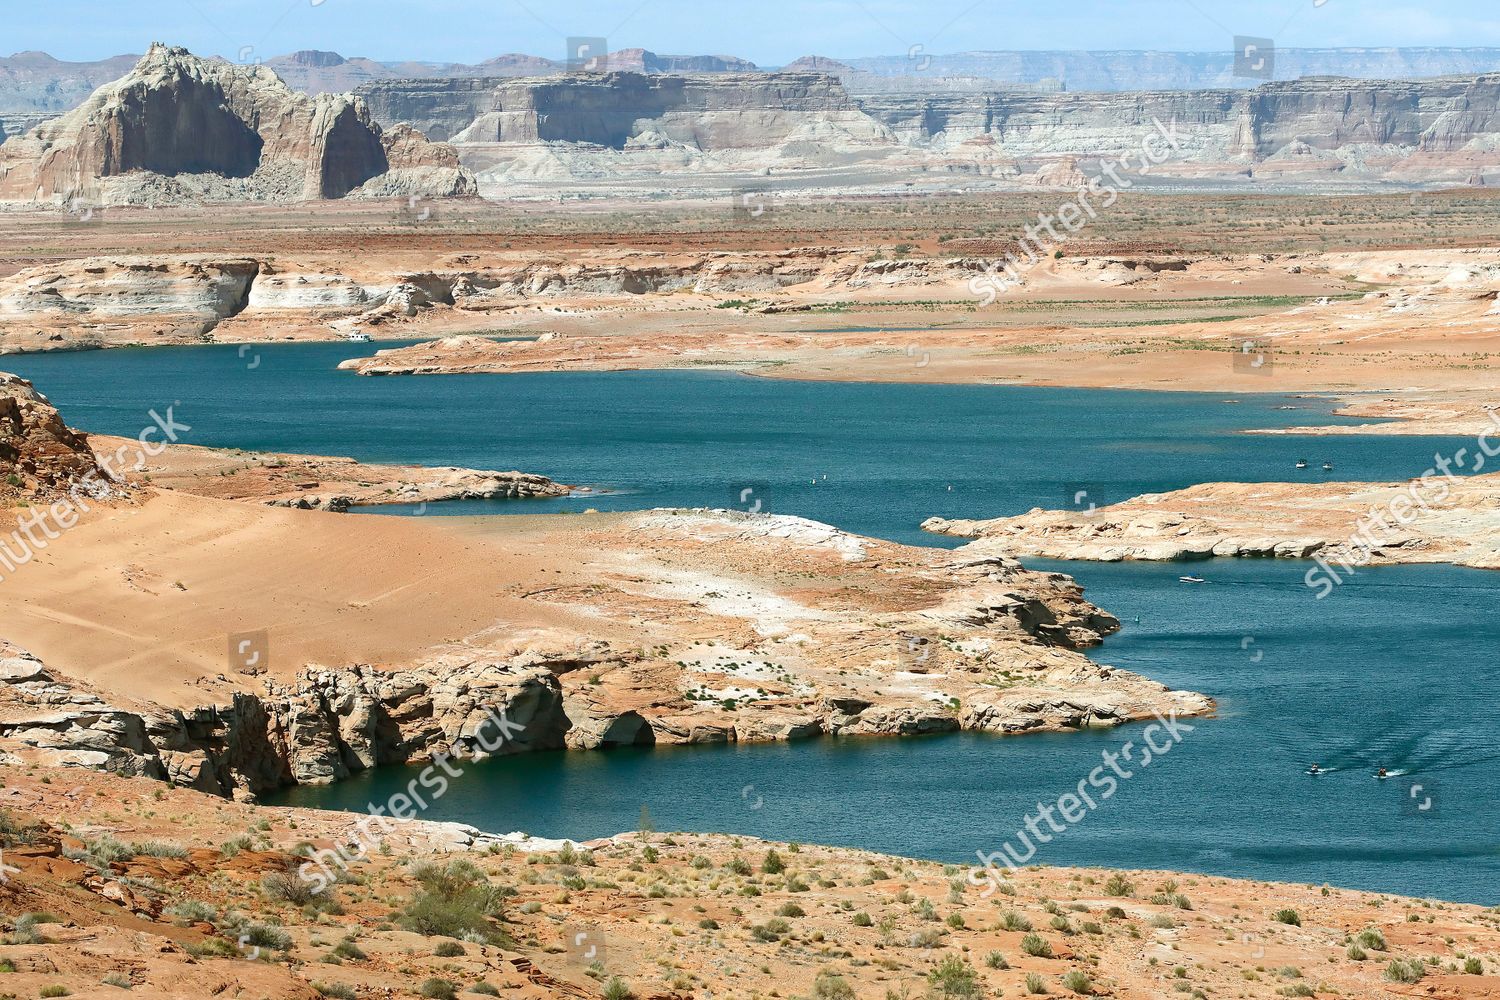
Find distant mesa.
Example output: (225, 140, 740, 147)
(783, 55, 858, 75)
(0, 43, 476, 205)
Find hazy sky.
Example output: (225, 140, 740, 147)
(11, 0, 1500, 65)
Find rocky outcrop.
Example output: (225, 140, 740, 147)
(0, 257, 260, 332)
(0, 372, 109, 493)
(0, 640, 571, 800)
(0, 43, 475, 204)
(922, 473, 1500, 571)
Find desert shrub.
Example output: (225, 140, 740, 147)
(1020, 932, 1053, 958)
(262, 870, 316, 906)
(11, 913, 50, 944)
(1272, 909, 1301, 926)
(727, 856, 752, 876)
(761, 849, 785, 874)
(1104, 873, 1134, 897)
(400, 860, 507, 942)
(602, 977, 633, 1000)
(101, 972, 132, 988)
(813, 970, 856, 1000)
(1024, 972, 1047, 994)
(164, 899, 216, 924)
(131, 840, 187, 859)
(313, 983, 357, 999)
(419, 979, 457, 1000)
(471, 984, 500, 996)
(330, 937, 367, 961)
(776, 902, 804, 917)
(40, 986, 71, 998)
(1000, 910, 1032, 932)
(433, 941, 465, 957)
(1062, 969, 1093, 995)
(852, 911, 872, 927)
(242, 923, 293, 951)
(927, 955, 980, 998)
(985, 951, 1009, 969)
(1346, 943, 1366, 961)
(220, 834, 254, 856)
(186, 937, 240, 959)
(1148, 914, 1176, 929)
(1383, 958, 1425, 984)
(1466, 957, 1484, 974)
(1355, 927, 1387, 951)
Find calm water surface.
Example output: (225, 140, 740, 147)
(9, 343, 1498, 901)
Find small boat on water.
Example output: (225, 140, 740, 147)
(1322, 462, 1334, 472)
(1179, 575, 1207, 584)
(1296, 459, 1309, 469)
(344, 330, 371, 343)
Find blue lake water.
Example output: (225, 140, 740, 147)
(4, 342, 1481, 545)
(8, 343, 1499, 901)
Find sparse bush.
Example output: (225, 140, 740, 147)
(1001, 910, 1032, 932)
(602, 976, 633, 1000)
(313, 983, 357, 999)
(813, 970, 856, 1000)
(1383, 958, 1425, 984)
(762, 849, 785, 874)
(852, 911, 873, 927)
(1025, 972, 1048, 995)
(433, 940, 465, 957)
(331, 938, 367, 961)
(1346, 943, 1366, 961)
(927, 955, 980, 998)
(164, 899, 216, 924)
(1466, 957, 1484, 975)
(1021, 933, 1053, 958)
(1272, 909, 1301, 926)
(471, 984, 500, 997)
(132, 840, 187, 859)
(241, 923, 293, 951)
(1355, 928, 1387, 951)
(419, 979, 458, 1000)
(401, 860, 507, 942)
(1062, 969, 1093, 995)
(1104, 873, 1134, 897)
(262, 870, 316, 906)
(40, 986, 71, 998)
(727, 856, 752, 876)
(776, 902, 804, 917)
(985, 951, 1009, 969)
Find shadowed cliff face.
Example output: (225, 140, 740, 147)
(106, 76, 264, 178)
(314, 101, 390, 198)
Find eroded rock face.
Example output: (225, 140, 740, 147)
(0, 43, 476, 204)
(356, 69, 1500, 186)
(0, 641, 570, 800)
(0, 373, 108, 493)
